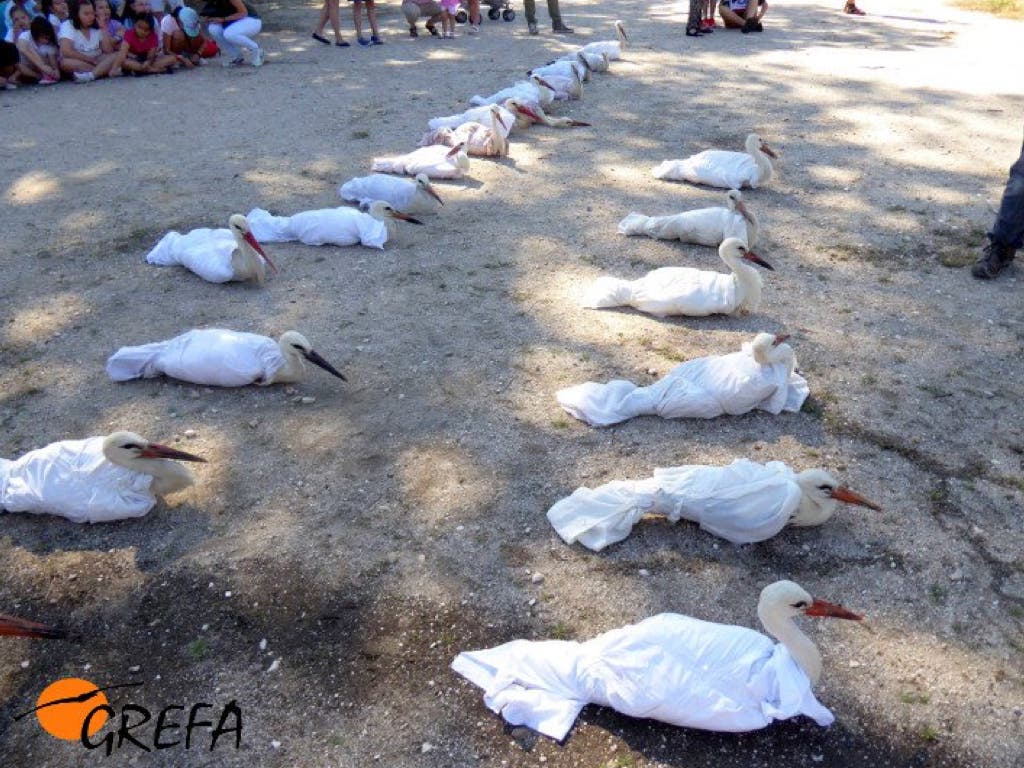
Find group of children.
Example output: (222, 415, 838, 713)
(0, 0, 218, 88)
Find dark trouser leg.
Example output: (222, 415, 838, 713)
(523, 0, 536, 23)
(688, 0, 701, 27)
(989, 134, 1024, 254)
(546, 0, 562, 24)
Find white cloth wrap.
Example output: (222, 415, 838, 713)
(617, 207, 751, 247)
(0, 438, 155, 523)
(652, 151, 765, 190)
(245, 207, 388, 249)
(428, 104, 515, 132)
(106, 328, 284, 387)
(578, 40, 622, 60)
(584, 267, 740, 317)
(420, 123, 502, 157)
(452, 613, 833, 741)
(339, 174, 434, 214)
(547, 459, 803, 550)
(145, 227, 237, 283)
(469, 81, 543, 107)
(371, 146, 467, 179)
(556, 344, 809, 427)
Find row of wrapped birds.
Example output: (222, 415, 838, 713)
(2, 20, 878, 747)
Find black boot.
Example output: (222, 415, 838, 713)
(971, 241, 1016, 279)
(552, 20, 574, 32)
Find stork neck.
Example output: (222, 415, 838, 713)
(727, 258, 763, 311)
(759, 610, 822, 685)
(748, 146, 773, 184)
(270, 341, 306, 384)
(791, 492, 837, 527)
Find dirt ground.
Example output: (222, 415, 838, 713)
(1, 0, 1023, 765)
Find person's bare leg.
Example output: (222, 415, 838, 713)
(366, 0, 379, 36)
(353, 1, 364, 38)
(94, 52, 118, 77)
(719, 2, 744, 27)
(313, 2, 328, 34)
(468, 0, 480, 25)
(328, 0, 342, 40)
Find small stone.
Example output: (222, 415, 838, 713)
(638, 569, 650, 577)
(421, 742, 434, 754)
(531, 573, 544, 584)
(284, 387, 297, 395)
(20, 660, 29, 669)
(128, 665, 141, 673)
(248, 419, 259, 428)
(189, 390, 201, 399)
(184, 429, 197, 438)
(456, 525, 465, 531)
(848, 660, 861, 668)
(950, 568, 964, 581)
(259, 638, 268, 651)
(266, 658, 281, 673)
(271, 740, 281, 749)
(646, 368, 658, 376)
(528, 598, 537, 607)
(224, 591, 232, 598)
(300, 396, 316, 404)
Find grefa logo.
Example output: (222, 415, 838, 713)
(16, 677, 242, 756)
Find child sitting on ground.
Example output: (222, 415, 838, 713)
(42, 0, 70, 33)
(94, 0, 123, 44)
(161, 5, 210, 66)
(0, 39, 20, 88)
(117, 11, 174, 73)
(16, 15, 59, 82)
(59, 0, 120, 82)
(3, 6, 31, 43)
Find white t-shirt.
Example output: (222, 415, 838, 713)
(17, 28, 57, 57)
(58, 19, 102, 55)
(159, 13, 179, 37)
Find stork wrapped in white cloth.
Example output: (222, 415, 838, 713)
(245, 207, 388, 249)
(371, 145, 470, 179)
(548, 459, 804, 550)
(1, 438, 155, 523)
(452, 613, 833, 741)
(428, 103, 516, 132)
(556, 333, 808, 427)
(617, 190, 758, 248)
(652, 134, 776, 190)
(107, 328, 284, 387)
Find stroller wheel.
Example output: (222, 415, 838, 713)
(487, 7, 500, 19)
(455, 9, 468, 22)
(502, 8, 515, 20)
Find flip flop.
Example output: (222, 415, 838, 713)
(336, 39, 351, 46)
(311, 32, 330, 44)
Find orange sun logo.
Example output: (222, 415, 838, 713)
(35, 678, 109, 740)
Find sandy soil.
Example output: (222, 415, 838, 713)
(1, 0, 1023, 765)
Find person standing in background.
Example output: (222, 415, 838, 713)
(972, 132, 1024, 279)
(311, 0, 349, 46)
(524, 0, 571, 35)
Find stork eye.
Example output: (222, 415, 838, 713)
(818, 484, 834, 492)
(792, 600, 809, 609)
(121, 443, 141, 450)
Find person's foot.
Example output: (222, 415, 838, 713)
(40, 75, 59, 85)
(312, 31, 330, 44)
(370, 34, 383, 44)
(443, 30, 454, 37)
(552, 21, 573, 32)
(409, 24, 419, 37)
(357, 36, 371, 45)
(223, 55, 245, 67)
(336, 38, 350, 46)
(527, 20, 538, 34)
(252, 47, 265, 66)
(425, 21, 440, 36)
(754, 20, 763, 30)
(741, 17, 757, 32)
(971, 242, 1016, 279)
(844, 2, 866, 13)
(73, 71, 95, 82)
(468, 23, 480, 34)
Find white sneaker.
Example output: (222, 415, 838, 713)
(468, 24, 479, 34)
(252, 48, 265, 67)
(73, 71, 95, 83)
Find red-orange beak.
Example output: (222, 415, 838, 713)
(515, 104, 542, 122)
(804, 599, 862, 621)
(830, 486, 881, 511)
(760, 142, 778, 159)
(742, 250, 774, 271)
(243, 230, 278, 275)
(493, 110, 509, 132)
(139, 443, 207, 463)
(0, 614, 67, 639)
(446, 143, 466, 159)
(735, 200, 755, 225)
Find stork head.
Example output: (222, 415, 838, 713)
(413, 173, 444, 206)
(719, 237, 773, 271)
(367, 200, 424, 226)
(746, 132, 777, 158)
(792, 468, 882, 527)
(102, 431, 207, 465)
(725, 189, 755, 225)
(228, 213, 277, 278)
(279, 331, 348, 382)
(614, 19, 628, 45)
(758, 580, 863, 624)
